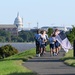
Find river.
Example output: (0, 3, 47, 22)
(0, 42, 36, 52)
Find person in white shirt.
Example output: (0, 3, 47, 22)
(40, 30, 47, 56)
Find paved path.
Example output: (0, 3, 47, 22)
(23, 50, 75, 75)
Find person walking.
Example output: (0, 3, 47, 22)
(40, 30, 47, 56)
(49, 33, 56, 56)
(54, 29, 61, 55)
(43, 30, 49, 53)
(34, 29, 41, 57)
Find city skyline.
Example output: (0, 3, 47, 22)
(0, 0, 75, 28)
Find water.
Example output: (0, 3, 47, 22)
(0, 42, 36, 52)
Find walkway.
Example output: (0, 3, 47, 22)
(23, 50, 75, 75)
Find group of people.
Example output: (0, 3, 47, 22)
(34, 29, 61, 57)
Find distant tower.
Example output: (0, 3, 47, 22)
(14, 12, 23, 30)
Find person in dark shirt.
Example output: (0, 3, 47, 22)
(34, 29, 41, 57)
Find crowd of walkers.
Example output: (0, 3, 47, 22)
(34, 29, 61, 57)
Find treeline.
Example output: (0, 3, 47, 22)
(0, 30, 35, 42)
(0, 26, 74, 43)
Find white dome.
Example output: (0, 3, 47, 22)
(14, 13, 23, 27)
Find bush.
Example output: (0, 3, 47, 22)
(0, 44, 18, 58)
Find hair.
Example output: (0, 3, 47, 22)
(40, 30, 44, 34)
(52, 33, 56, 37)
(54, 29, 59, 32)
(37, 29, 40, 34)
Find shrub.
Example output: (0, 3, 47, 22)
(0, 44, 18, 58)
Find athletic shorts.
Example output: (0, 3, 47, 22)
(50, 44, 55, 49)
(55, 41, 60, 48)
(40, 44, 45, 48)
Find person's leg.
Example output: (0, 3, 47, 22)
(40, 47, 43, 56)
(36, 44, 40, 57)
(36, 44, 38, 54)
(55, 41, 61, 54)
(50, 44, 57, 56)
(42, 47, 45, 55)
(53, 44, 57, 56)
(56, 47, 59, 54)
(40, 44, 45, 56)
(36, 45, 38, 57)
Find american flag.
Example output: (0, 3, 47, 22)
(55, 31, 73, 53)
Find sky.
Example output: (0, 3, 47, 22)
(0, 0, 75, 28)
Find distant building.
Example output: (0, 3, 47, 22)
(40, 26, 70, 32)
(0, 12, 23, 35)
(0, 24, 18, 36)
(40, 26, 50, 31)
(14, 12, 23, 31)
(52, 26, 69, 32)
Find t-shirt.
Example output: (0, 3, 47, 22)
(40, 35, 46, 45)
(49, 37, 56, 44)
(34, 34, 41, 44)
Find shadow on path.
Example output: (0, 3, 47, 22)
(26, 58, 62, 62)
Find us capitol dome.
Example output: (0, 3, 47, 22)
(14, 12, 23, 30)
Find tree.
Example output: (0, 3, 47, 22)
(67, 26, 75, 43)
(47, 28, 53, 37)
(0, 30, 11, 42)
(18, 30, 34, 42)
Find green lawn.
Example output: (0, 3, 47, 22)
(0, 48, 37, 75)
(61, 50, 75, 66)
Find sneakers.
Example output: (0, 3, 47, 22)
(53, 53, 57, 56)
(36, 54, 40, 57)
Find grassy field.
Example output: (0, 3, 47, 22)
(61, 50, 75, 66)
(0, 48, 37, 75)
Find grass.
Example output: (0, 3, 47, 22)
(7, 48, 36, 60)
(61, 50, 75, 67)
(0, 45, 75, 75)
(0, 48, 37, 75)
(46, 45, 50, 52)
